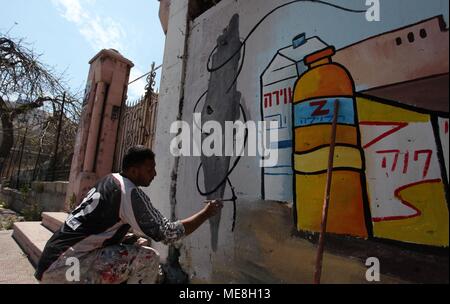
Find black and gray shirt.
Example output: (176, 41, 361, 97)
(35, 173, 185, 280)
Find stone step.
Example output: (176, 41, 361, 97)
(12, 222, 53, 266)
(42, 212, 68, 232)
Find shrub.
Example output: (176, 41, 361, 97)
(21, 201, 43, 221)
(1, 215, 22, 230)
(0, 200, 10, 210)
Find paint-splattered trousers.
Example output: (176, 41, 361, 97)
(40, 244, 160, 284)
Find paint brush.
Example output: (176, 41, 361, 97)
(203, 198, 235, 203)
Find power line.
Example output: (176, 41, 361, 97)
(128, 64, 162, 85)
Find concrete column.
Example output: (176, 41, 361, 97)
(95, 64, 131, 178)
(65, 49, 133, 208)
(83, 81, 107, 173)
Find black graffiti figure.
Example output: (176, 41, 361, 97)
(201, 14, 242, 251)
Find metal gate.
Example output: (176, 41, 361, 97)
(113, 91, 158, 172)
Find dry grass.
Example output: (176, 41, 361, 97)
(0, 202, 24, 230)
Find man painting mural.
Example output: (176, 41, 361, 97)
(35, 146, 223, 284)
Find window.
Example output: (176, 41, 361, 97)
(419, 29, 427, 39)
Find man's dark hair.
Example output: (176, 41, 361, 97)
(122, 146, 155, 170)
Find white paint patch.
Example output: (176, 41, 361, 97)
(438, 117, 449, 180)
(361, 121, 442, 220)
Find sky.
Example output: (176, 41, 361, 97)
(0, 0, 166, 102)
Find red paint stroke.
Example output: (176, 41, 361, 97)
(101, 271, 120, 284)
(273, 90, 280, 106)
(445, 121, 449, 135)
(377, 150, 400, 171)
(101, 265, 120, 284)
(360, 122, 409, 149)
(264, 93, 272, 108)
(403, 151, 409, 174)
(283, 88, 289, 104)
(310, 100, 330, 116)
(382, 157, 387, 168)
(414, 149, 433, 179)
(372, 179, 442, 222)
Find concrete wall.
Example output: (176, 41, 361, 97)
(148, 0, 449, 283)
(0, 181, 67, 214)
(149, 0, 190, 264)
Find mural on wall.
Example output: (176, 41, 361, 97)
(260, 35, 328, 201)
(187, 1, 448, 250)
(195, 2, 371, 250)
(358, 96, 448, 246)
(261, 15, 449, 247)
(198, 14, 242, 251)
(292, 45, 371, 239)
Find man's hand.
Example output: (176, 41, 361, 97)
(122, 233, 150, 246)
(204, 200, 224, 217)
(122, 233, 139, 245)
(136, 237, 150, 246)
(181, 200, 224, 236)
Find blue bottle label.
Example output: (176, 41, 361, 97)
(294, 97, 355, 127)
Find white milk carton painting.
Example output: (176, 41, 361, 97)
(261, 34, 327, 202)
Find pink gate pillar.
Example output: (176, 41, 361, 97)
(65, 49, 134, 209)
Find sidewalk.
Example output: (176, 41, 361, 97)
(0, 230, 38, 284)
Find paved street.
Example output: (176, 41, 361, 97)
(0, 230, 37, 284)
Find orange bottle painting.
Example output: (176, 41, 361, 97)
(292, 46, 370, 238)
